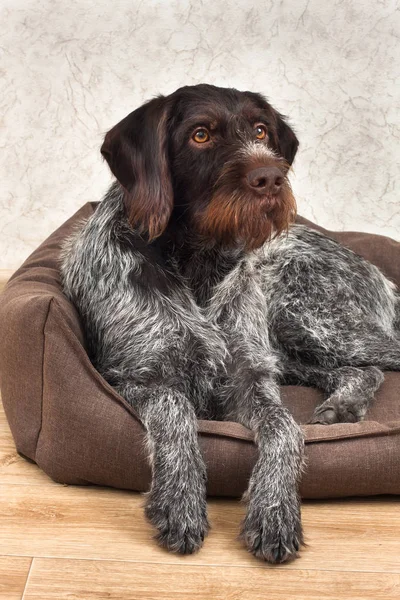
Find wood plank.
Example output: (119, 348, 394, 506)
(23, 558, 400, 600)
(0, 556, 32, 600)
(0, 483, 399, 572)
(0, 402, 56, 486)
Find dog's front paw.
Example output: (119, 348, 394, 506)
(241, 497, 303, 563)
(145, 491, 209, 555)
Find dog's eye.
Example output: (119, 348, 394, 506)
(192, 128, 210, 143)
(254, 124, 268, 140)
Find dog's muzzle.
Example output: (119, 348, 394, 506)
(194, 142, 296, 250)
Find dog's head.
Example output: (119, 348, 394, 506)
(101, 84, 298, 250)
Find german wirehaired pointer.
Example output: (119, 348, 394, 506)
(60, 84, 400, 563)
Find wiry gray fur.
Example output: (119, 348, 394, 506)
(261, 225, 400, 423)
(59, 82, 400, 564)
(60, 182, 400, 563)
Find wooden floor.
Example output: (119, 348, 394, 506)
(1, 275, 400, 598)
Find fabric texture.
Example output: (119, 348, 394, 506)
(0, 202, 399, 498)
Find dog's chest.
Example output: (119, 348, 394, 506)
(171, 247, 242, 308)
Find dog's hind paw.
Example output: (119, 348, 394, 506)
(308, 396, 366, 425)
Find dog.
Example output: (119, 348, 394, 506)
(60, 83, 400, 564)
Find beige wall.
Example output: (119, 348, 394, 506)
(1, 0, 399, 271)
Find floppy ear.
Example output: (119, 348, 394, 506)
(101, 96, 173, 240)
(273, 111, 299, 166)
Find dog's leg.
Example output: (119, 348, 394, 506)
(208, 256, 305, 563)
(307, 366, 384, 425)
(310, 327, 400, 425)
(118, 382, 209, 554)
(358, 335, 400, 371)
(280, 313, 400, 424)
(282, 359, 384, 424)
(222, 373, 305, 563)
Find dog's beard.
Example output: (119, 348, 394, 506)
(194, 181, 296, 251)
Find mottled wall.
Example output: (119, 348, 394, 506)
(1, 0, 399, 270)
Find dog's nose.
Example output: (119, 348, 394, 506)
(246, 167, 284, 195)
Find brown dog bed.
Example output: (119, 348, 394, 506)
(1, 203, 400, 498)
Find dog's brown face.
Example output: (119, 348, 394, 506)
(101, 84, 298, 250)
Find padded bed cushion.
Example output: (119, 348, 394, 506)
(1, 202, 400, 498)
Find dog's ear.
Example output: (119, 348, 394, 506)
(273, 111, 299, 166)
(101, 96, 173, 240)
